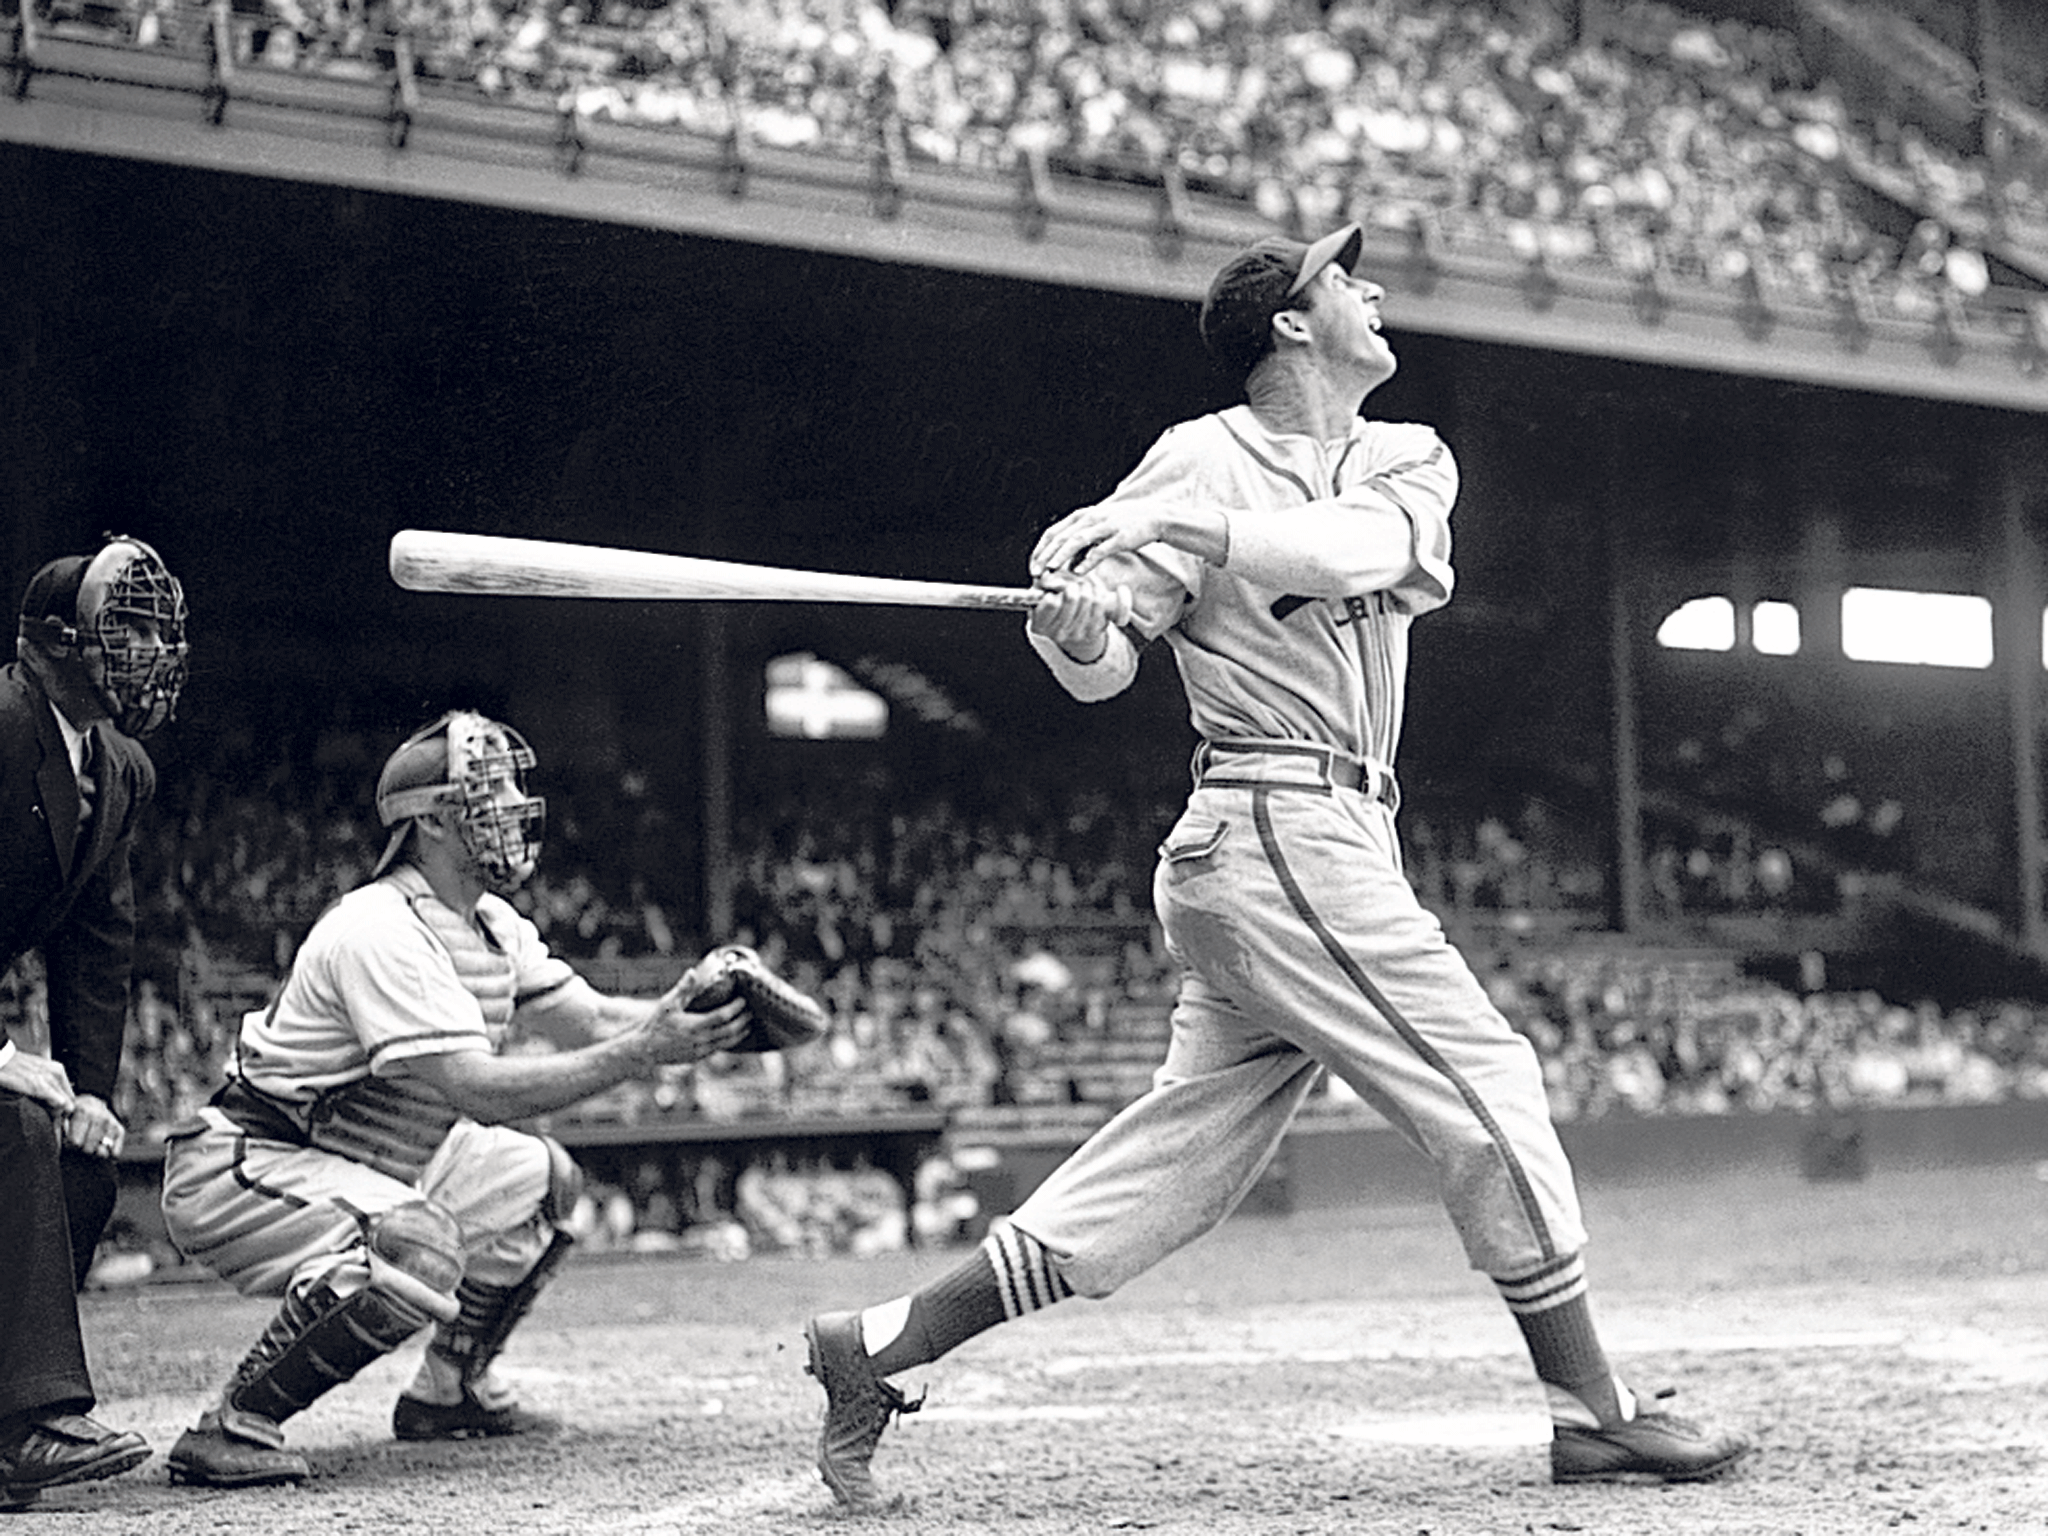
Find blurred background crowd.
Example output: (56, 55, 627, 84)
(15, 724, 2047, 1277)
(0, 713, 2039, 1152)
(12, 729, 2044, 1277)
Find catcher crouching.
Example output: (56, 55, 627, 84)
(158, 710, 802, 1487)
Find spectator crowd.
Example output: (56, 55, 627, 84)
(7, 716, 2046, 1272)
(27, 0, 2048, 337)
(4, 726, 2045, 1146)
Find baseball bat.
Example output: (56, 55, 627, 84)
(388, 529, 1133, 623)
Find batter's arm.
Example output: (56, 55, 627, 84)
(1222, 429, 1458, 607)
(1030, 498, 1226, 584)
(1025, 567, 1144, 702)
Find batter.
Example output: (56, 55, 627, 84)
(802, 224, 1751, 1509)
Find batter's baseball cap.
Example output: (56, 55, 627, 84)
(1199, 222, 1366, 381)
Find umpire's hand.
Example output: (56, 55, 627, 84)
(0, 1048, 76, 1116)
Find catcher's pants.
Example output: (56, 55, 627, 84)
(1009, 760, 1586, 1297)
(161, 1109, 557, 1298)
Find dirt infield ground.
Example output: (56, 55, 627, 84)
(34, 1158, 2048, 1534)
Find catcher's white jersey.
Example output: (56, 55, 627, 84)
(217, 865, 590, 1184)
(164, 865, 587, 1296)
(236, 864, 576, 1105)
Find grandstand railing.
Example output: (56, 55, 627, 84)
(10, 0, 2048, 410)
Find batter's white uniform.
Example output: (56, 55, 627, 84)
(162, 865, 588, 1299)
(1013, 403, 1586, 1296)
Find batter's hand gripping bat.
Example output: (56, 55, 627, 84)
(388, 529, 1132, 624)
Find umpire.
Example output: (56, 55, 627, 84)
(0, 535, 186, 1504)
(1, 534, 188, 1284)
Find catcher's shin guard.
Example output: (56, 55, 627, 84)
(426, 1139, 583, 1385)
(427, 1227, 575, 1387)
(224, 1203, 463, 1427)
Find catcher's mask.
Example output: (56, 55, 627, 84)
(371, 710, 546, 893)
(18, 535, 190, 738)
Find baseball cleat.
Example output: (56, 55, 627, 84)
(392, 1388, 556, 1443)
(1550, 1395, 1752, 1484)
(167, 1412, 309, 1488)
(0, 1413, 150, 1493)
(804, 1310, 923, 1510)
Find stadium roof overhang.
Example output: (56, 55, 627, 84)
(10, 25, 2048, 415)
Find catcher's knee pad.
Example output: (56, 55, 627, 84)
(219, 1202, 464, 1428)
(225, 1221, 460, 1429)
(366, 1199, 465, 1319)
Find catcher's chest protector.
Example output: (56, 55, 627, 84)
(307, 893, 520, 1182)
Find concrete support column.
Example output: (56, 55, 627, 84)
(1996, 444, 2047, 954)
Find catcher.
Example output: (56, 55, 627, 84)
(160, 709, 822, 1487)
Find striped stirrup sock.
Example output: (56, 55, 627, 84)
(861, 1221, 1074, 1377)
(1495, 1253, 1631, 1427)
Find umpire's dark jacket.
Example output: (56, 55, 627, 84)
(0, 659, 155, 1286)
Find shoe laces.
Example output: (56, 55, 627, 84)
(1631, 1386, 1705, 1434)
(816, 1340, 924, 1449)
(859, 1375, 924, 1439)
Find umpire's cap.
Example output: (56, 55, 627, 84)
(17, 555, 91, 640)
(1199, 223, 1365, 382)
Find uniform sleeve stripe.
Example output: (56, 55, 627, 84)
(365, 1030, 492, 1066)
(515, 975, 580, 1008)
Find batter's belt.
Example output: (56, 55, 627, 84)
(1191, 738, 1400, 811)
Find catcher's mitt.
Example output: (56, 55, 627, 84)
(683, 945, 828, 1054)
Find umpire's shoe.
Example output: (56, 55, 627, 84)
(803, 1310, 923, 1510)
(167, 1408, 309, 1488)
(0, 1411, 150, 1494)
(1550, 1393, 1752, 1483)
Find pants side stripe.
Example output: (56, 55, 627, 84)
(1250, 785, 1559, 1261)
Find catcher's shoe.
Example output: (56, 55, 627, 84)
(1550, 1394, 1752, 1484)
(392, 1388, 556, 1443)
(167, 1410, 309, 1488)
(803, 1310, 923, 1510)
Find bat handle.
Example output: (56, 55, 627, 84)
(1025, 584, 1134, 627)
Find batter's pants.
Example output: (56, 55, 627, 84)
(160, 1109, 559, 1299)
(1009, 768, 1586, 1297)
